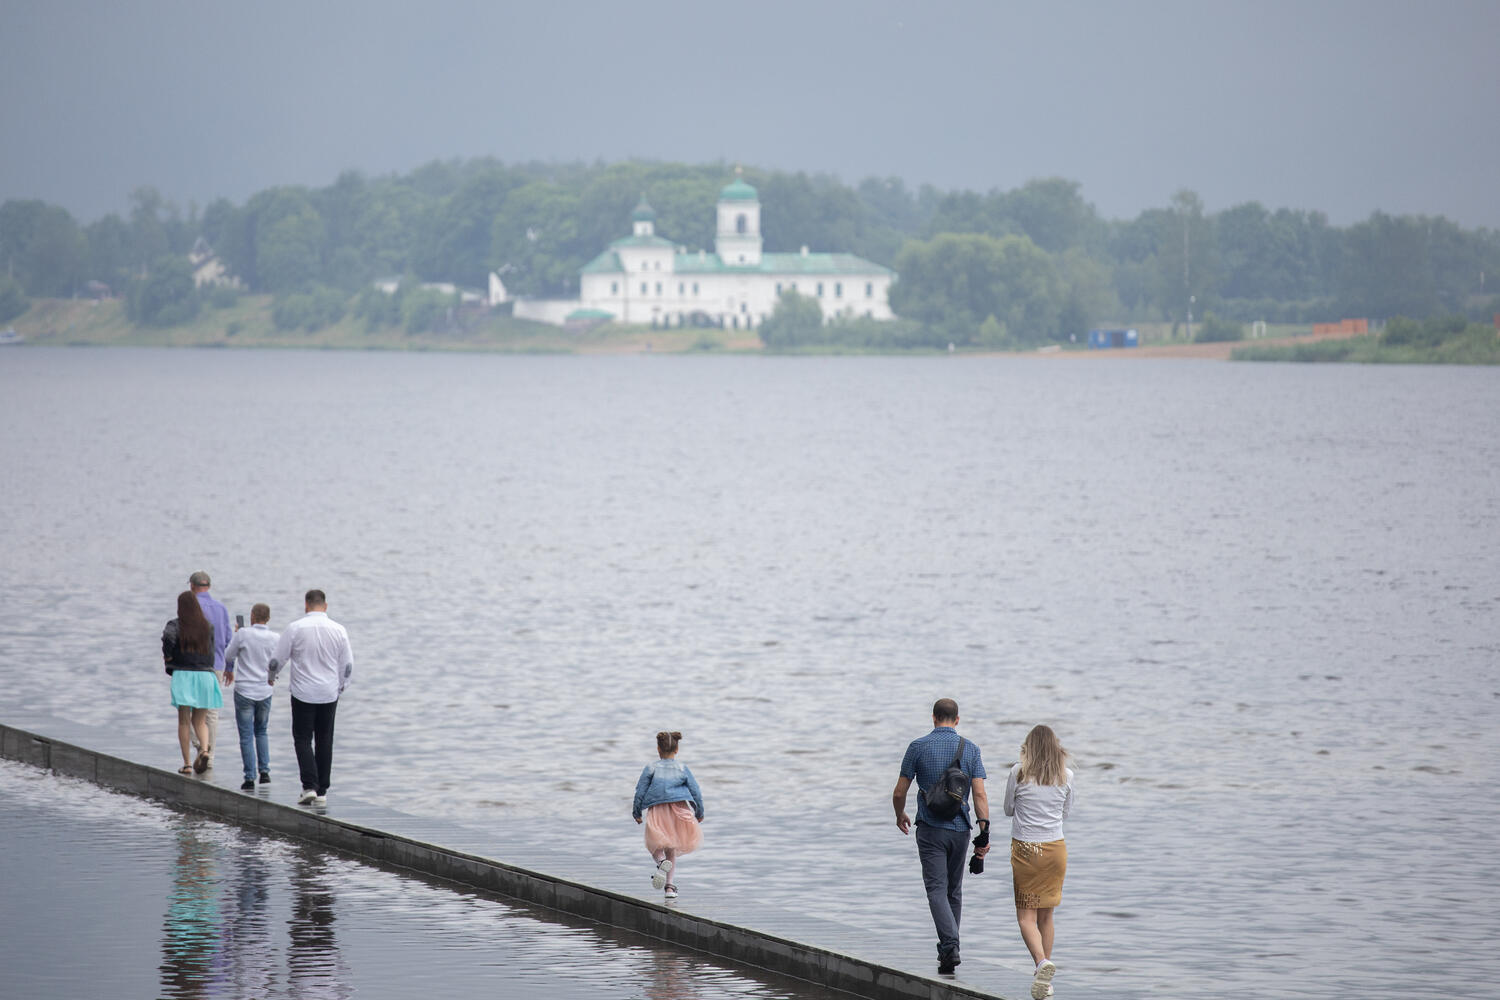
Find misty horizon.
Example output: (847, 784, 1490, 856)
(2, 0, 1497, 230)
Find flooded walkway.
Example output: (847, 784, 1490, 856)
(1, 713, 1096, 1000)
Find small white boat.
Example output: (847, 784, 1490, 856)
(0, 328, 23, 346)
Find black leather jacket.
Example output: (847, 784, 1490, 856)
(162, 618, 215, 671)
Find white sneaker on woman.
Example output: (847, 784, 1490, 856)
(1031, 960, 1056, 999)
(651, 857, 674, 890)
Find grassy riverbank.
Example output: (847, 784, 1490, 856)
(8, 296, 761, 354)
(15, 296, 1492, 362)
(1232, 319, 1500, 364)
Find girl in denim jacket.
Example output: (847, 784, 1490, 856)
(631, 731, 704, 899)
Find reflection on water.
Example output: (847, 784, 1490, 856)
(286, 850, 349, 1000)
(159, 828, 222, 1000)
(0, 759, 837, 1000)
(223, 845, 279, 998)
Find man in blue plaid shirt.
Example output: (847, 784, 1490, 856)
(893, 698, 990, 974)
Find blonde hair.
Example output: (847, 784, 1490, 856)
(1017, 725, 1069, 786)
(656, 731, 682, 756)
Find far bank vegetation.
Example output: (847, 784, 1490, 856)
(3, 162, 1497, 359)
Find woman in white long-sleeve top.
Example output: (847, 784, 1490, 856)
(1003, 725, 1074, 1000)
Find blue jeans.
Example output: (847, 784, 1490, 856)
(233, 691, 271, 781)
(916, 823, 970, 958)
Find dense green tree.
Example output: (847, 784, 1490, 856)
(128, 187, 173, 271)
(0, 274, 28, 323)
(26, 205, 88, 296)
(126, 254, 198, 325)
(1002, 178, 1104, 255)
(0, 200, 87, 296)
(1154, 190, 1218, 327)
(1338, 213, 1439, 318)
(758, 290, 826, 348)
(84, 213, 133, 290)
(758, 171, 865, 262)
(890, 232, 1062, 344)
(351, 183, 428, 280)
(257, 207, 325, 292)
(413, 164, 527, 287)
(1054, 248, 1119, 340)
(490, 182, 583, 296)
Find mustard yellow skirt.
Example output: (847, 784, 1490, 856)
(1011, 838, 1067, 908)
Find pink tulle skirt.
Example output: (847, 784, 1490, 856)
(643, 801, 702, 856)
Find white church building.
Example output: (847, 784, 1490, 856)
(512, 174, 896, 329)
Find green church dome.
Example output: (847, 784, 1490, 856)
(718, 178, 758, 202)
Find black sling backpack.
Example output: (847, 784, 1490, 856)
(923, 737, 969, 819)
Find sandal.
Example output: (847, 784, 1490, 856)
(178, 766, 193, 775)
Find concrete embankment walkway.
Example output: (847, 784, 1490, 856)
(0, 712, 1087, 1000)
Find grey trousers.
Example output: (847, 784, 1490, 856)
(915, 823, 969, 957)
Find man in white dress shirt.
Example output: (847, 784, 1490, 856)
(269, 589, 353, 807)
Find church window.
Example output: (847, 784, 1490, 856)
(678, 282, 685, 295)
(738, 255, 745, 263)
(640, 282, 648, 295)
(655, 282, 662, 295)
(835, 282, 843, 298)
(692, 283, 699, 295)
(866, 282, 874, 297)
(816, 282, 824, 297)
(740, 302, 747, 313)
(611, 281, 618, 294)
(736, 213, 747, 234)
(775, 282, 782, 295)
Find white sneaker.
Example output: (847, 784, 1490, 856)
(663, 883, 678, 900)
(313, 794, 327, 807)
(651, 857, 674, 890)
(298, 789, 316, 805)
(1031, 960, 1056, 1000)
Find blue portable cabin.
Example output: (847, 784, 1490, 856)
(1088, 328, 1139, 349)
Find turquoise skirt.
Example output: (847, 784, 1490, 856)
(170, 670, 223, 709)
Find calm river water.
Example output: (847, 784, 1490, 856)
(1, 347, 1497, 998)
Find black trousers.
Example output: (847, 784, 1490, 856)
(290, 695, 338, 795)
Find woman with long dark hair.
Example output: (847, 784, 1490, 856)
(162, 590, 222, 774)
(1004, 724, 1075, 1000)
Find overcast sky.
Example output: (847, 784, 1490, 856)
(3, 0, 1496, 227)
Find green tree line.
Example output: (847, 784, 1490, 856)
(3, 160, 1497, 338)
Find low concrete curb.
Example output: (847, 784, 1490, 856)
(2, 720, 1003, 1000)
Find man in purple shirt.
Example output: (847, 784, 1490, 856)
(189, 570, 232, 766)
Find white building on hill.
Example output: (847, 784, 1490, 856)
(512, 173, 896, 329)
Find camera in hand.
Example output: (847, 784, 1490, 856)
(969, 820, 990, 874)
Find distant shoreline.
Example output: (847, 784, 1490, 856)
(5, 296, 1432, 361)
